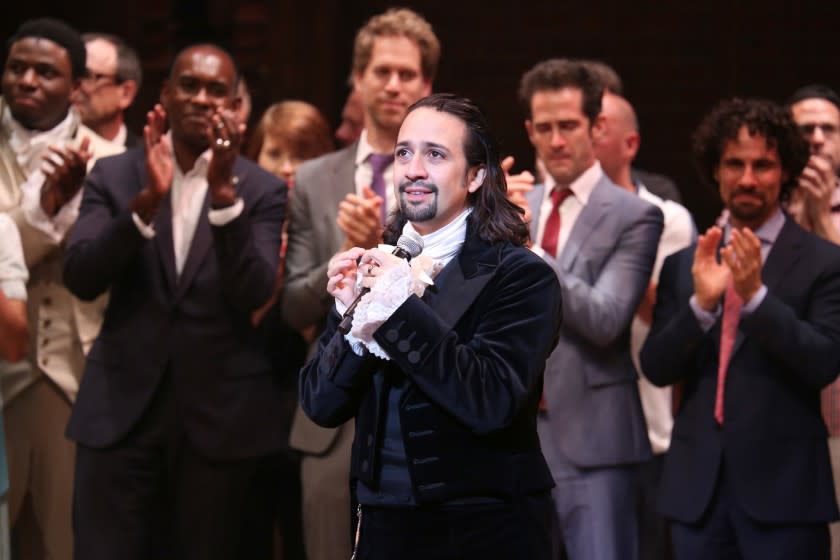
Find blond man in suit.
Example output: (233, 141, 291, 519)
(281, 8, 438, 560)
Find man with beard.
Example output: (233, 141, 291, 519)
(64, 43, 286, 559)
(641, 98, 840, 559)
(301, 93, 561, 560)
(281, 8, 439, 559)
(0, 18, 122, 559)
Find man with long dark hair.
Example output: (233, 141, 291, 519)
(300, 94, 561, 559)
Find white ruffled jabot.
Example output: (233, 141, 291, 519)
(343, 208, 472, 359)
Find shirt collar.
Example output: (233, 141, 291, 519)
(724, 206, 785, 245)
(2, 105, 77, 167)
(543, 160, 603, 205)
(355, 128, 374, 166)
(113, 124, 127, 147)
(167, 131, 212, 179)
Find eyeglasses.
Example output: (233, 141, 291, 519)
(81, 71, 122, 89)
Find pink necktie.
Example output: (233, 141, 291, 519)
(540, 188, 573, 259)
(714, 280, 743, 425)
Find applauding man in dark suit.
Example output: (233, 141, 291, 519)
(641, 98, 840, 559)
(64, 44, 286, 559)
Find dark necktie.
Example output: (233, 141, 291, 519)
(714, 279, 743, 425)
(540, 187, 573, 259)
(368, 153, 394, 223)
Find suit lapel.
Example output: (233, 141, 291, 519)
(558, 178, 612, 271)
(730, 217, 802, 357)
(174, 158, 251, 300)
(526, 183, 545, 242)
(153, 193, 177, 294)
(175, 190, 212, 300)
(421, 221, 498, 328)
(142, 152, 178, 296)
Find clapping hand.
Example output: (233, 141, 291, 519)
(207, 108, 244, 207)
(692, 226, 730, 311)
(40, 136, 92, 216)
(130, 104, 173, 222)
(337, 186, 384, 250)
(502, 156, 534, 224)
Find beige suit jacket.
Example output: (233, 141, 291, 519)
(0, 99, 124, 404)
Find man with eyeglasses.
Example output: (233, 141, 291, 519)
(788, 84, 840, 560)
(74, 33, 142, 147)
(64, 43, 287, 559)
(0, 18, 122, 559)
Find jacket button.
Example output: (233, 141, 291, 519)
(43, 319, 51, 328)
(398, 340, 410, 353)
(386, 329, 398, 343)
(407, 351, 420, 364)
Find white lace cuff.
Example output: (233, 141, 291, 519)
(348, 255, 439, 360)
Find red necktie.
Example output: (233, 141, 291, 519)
(538, 187, 573, 412)
(540, 188, 573, 259)
(714, 280, 743, 425)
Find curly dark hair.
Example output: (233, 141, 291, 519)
(383, 93, 530, 247)
(518, 59, 603, 125)
(692, 98, 809, 202)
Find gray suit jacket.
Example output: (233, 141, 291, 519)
(282, 143, 357, 455)
(528, 172, 663, 468)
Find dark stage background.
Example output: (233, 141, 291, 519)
(4, 0, 839, 228)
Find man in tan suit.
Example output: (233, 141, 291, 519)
(281, 8, 438, 560)
(0, 18, 122, 559)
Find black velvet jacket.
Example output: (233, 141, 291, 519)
(300, 219, 562, 504)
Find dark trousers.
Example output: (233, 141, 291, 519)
(72, 376, 280, 560)
(355, 493, 558, 560)
(637, 454, 673, 560)
(670, 468, 829, 560)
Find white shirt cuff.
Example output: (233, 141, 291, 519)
(208, 198, 244, 226)
(20, 172, 81, 244)
(132, 213, 157, 239)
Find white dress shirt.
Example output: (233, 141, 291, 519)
(534, 161, 603, 255)
(5, 108, 88, 244)
(633, 185, 697, 454)
(132, 134, 243, 276)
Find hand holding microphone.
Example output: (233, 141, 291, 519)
(336, 230, 423, 334)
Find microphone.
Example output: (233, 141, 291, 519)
(337, 230, 424, 334)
